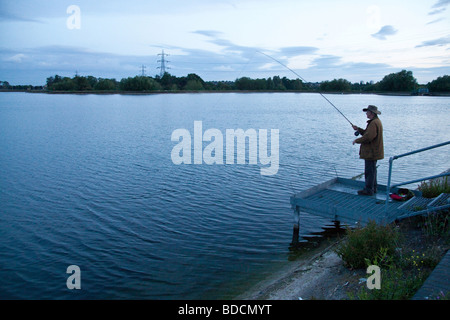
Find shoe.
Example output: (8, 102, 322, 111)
(358, 189, 373, 196)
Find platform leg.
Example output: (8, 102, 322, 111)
(291, 206, 300, 245)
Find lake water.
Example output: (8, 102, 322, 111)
(0, 92, 449, 299)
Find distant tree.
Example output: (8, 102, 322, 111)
(207, 81, 234, 90)
(351, 81, 364, 92)
(87, 76, 98, 89)
(378, 70, 418, 92)
(74, 76, 92, 91)
(52, 77, 76, 91)
(428, 75, 450, 92)
(119, 76, 161, 91)
(253, 78, 267, 90)
(361, 81, 379, 92)
(41, 71, 450, 94)
(282, 77, 302, 90)
(158, 72, 178, 90)
(183, 73, 205, 90)
(184, 79, 204, 90)
(266, 77, 274, 90)
(235, 77, 253, 90)
(235, 76, 301, 91)
(186, 73, 204, 84)
(46, 77, 53, 88)
(176, 76, 188, 89)
(147, 77, 162, 91)
(95, 78, 118, 91)
(272, 76, 286, 90)
(0, 81, 11, 89)
(320, 78, 351, 91)
(119, 77, 132, 90)
(46, 75, 62, 89)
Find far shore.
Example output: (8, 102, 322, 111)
(1, 89, 450, 97)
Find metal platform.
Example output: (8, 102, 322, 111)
(290, 177, 421, 227)
(290, 142, 450, 234)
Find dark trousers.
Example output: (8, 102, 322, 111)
(364, 160, 377, 193)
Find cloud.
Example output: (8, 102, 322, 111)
(0, 46, 151, 80)
(191, 30, 257, 59)
(191, 31, 320, 70)
(0, 28, 446, 86)
(416, 35, 450, 48)
(4, 53, 27, 63)
(277, 46, 318, 56)
(191, 30, 223, 38)
(0, 11, 44, 23)
(429, 8, 446, 15)
(427, 17, 445, 24)
(431, 0, 450, 9)
(311, 55, 342, 68)
(371, 25, 398, 40)
(429, 0, 450, 14)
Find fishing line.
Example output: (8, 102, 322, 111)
(257, 51, 359, 136)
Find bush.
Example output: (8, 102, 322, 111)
(350, 246, 441, 300)
(418, 176, 449, 198)
(351, 265, 427, 300)
(428, 75, 450, 92)
(421, 210, 450, 238)
(335, 221, 400, 269)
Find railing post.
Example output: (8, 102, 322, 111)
(291, 206, 300, 245)
(383, 140, 449, 218)
(385, 156, 394, 216)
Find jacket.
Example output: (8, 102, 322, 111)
(355, 117, 384, 160)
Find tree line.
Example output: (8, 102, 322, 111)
(0, 81, 44, 91)
(1, 70, 449, 93)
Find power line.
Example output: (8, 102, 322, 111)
(140, 65, 146, 76)
(157, 50, 170, 77)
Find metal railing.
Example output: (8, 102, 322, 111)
(385, 141, 450, 216)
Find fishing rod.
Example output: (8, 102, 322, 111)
(258, 51, 360, 136)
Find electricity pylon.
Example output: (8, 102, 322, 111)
(157, 50, 170, 77)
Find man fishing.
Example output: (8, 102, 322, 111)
(352, 105, 384, 196)
(258, 51, 385, 195)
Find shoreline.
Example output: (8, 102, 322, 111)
(234, 238, 365, 300)
(235, 218, 449, 300)
(1, 89, 450, 97)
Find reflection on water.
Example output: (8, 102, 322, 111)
(289, 221, 346, 253)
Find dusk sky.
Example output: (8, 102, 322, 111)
(1, 0, 449, 85)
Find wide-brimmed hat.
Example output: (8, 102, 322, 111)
(363, 105, 381, 115)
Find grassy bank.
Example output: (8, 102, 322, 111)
(336, 176, 449, 300)
(336, 215, 449, 300)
